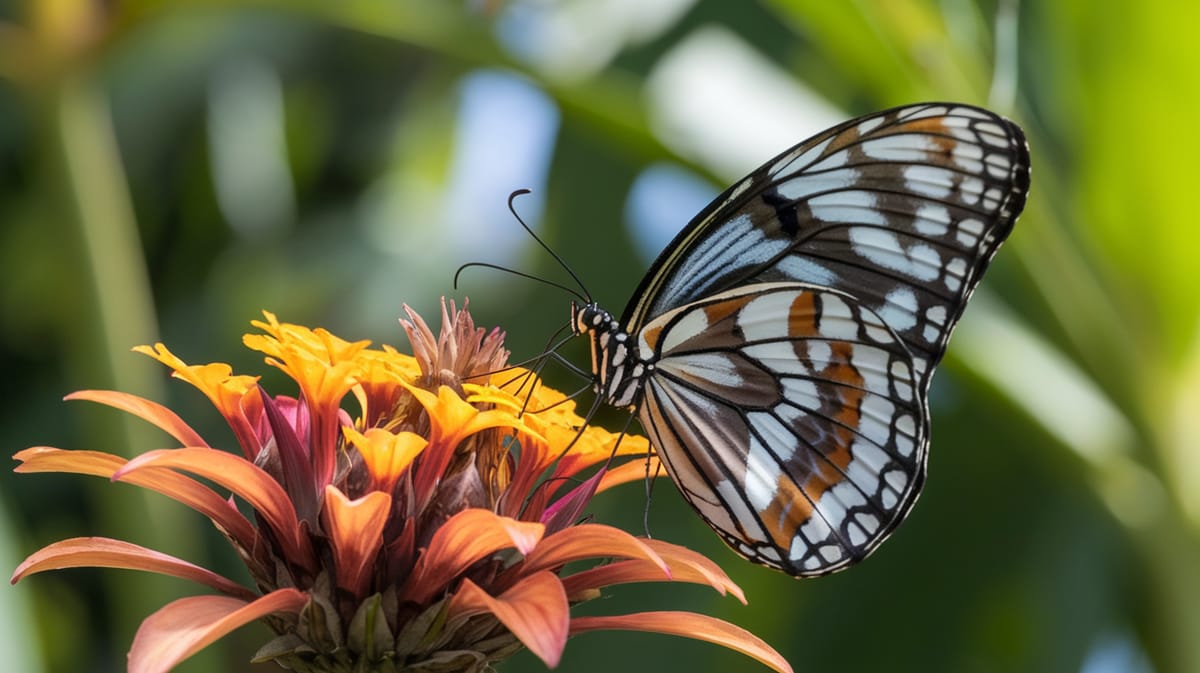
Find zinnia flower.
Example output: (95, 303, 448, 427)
(12, 302, 792, 673)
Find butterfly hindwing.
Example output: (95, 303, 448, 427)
(622, 103, 1030, 389)
(634, 283, 926, 576)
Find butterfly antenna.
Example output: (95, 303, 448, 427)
(453, 262, 588, 304)
(506, 189, 593, 303)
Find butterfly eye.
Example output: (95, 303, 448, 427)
(574, 102, 1030, 577)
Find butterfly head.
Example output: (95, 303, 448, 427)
(569, 301, 613, 338)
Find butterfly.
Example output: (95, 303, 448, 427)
(569, 102, 1030, 576)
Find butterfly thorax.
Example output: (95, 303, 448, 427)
(570, 302, 652, 409)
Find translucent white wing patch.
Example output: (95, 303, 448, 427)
(635, 283, 927, 576)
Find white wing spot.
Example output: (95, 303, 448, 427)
(884, 468, 908, 493)
(860, 132, 936, 162)
(739, 291, 801, 341)
(744, 342, 811, 376)
(865, 323, 893, 344)
(776, 256, 839, 286)
(744, 438, 780, 513)
(880, 488, 898, 509)
(953, 106, 991, 120)
(780, 377, 821, 409)
(892, 415, 916, 455)
(976, 121, 1008, 142)
(922, 322, 938, 343)
(945, 257, 967, 291)
(808, 191, 887, 227)
(857, 116, 884, 135)
(953, 140, 984, 169)
(983, 187, 1003, 210)
(807, 340, 832, 365)
(818, 545, 843, 563)
(855, 512, 880, 534)
(849, 228, 940, 281)
(847, 522, 868, 546)
(925, 305, 947, 327)
(859, 394, 896, 428)
(879, 287, 918, 331)
(816, 295, 857, 340)
(960, 176, 984, 205)
(914, 203, 950, 236)
(776, 167, 860, 201)
(903, 165, 953, 198)
(661, 309, 709, 353)
(957, 217, 984, 246)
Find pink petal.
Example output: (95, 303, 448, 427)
(570, 611, 793, 673)
(128, 589, 308, 673)
(402, 509, 544, 605)
(114, 448, 310, 566)
(11, 537, 254, 599)
(449, 572, 569, 668)
(540, 467, 604, 535)
(65, 390, 209, 448)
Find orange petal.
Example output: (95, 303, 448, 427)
(569, 611, 793, 673)
(128, 589, 308, 673)
(559, 538, 745, 603)
(449, 572, 569, 669)
(642, 538, 745, 602)
(114, 448, 309, 565)
(65, 390, 209, 448)
(553, 427, 652, 481)
(10, 537, 254, 599)
(402, 509, 544, 605)
(520, 524, 668, 578)
(13, 447, 256, 549)
(595, 454, 665, 493)
(133, 343, 267, 460)
(321, 485, 390, 596)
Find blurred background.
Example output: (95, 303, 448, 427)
(1, 1, 1197, 672)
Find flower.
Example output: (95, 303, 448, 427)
(12, 301, 792, 673)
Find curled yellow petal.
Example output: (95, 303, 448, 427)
(343, 426, 427, 492)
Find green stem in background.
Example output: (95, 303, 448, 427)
(53, 75, 223, 670)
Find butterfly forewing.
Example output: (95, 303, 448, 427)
(622, 103, 1030, 389)
(634, 283, 926, 575)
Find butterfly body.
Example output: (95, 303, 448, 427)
(572, 103, 1030, 576)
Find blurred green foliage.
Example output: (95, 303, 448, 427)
(2, 1, 1198, 673)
